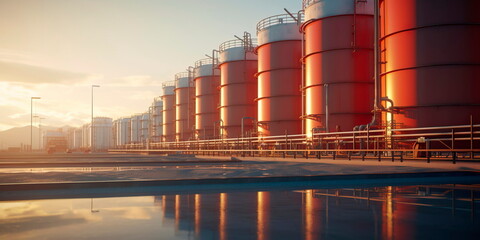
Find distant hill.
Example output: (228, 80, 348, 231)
(0, 125, 73, 150)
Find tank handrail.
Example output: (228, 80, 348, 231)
(219, 38, 258, 52)
(175, 72, 190, 79)
(256, 13, 304, 34)
(195, 58, 217, 68)
(302, 0, 321, 9)
(162, 81, 175, 87)
(391, 124, 480, 132)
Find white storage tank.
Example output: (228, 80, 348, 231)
(140, 112, 150, 143)
(117, 117, 131, 146)
(73, 128, 83, 150)
(130, 114, 142, 144)
(81, 123, 90, 149)
(151, 98, 163, 142)
(92, 117, 113, 151)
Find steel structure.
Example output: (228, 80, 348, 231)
(114, 122, 479, 163)
(162, 82, 176, 142)
(219, 32, 258, 138)
(150, 97, 163, 142)
(379, 0, 480, 129)
(194, 57, 220, 140)
(140, 112, 150, 144)
(175, 72, 195, 141)
(109, 0, 479, 162)
(301, 0, 375, 135)
(256, 12, 303, 137)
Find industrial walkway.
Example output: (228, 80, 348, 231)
(0, 153, 479, 185)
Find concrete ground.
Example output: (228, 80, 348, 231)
(0, 152, 478, 184)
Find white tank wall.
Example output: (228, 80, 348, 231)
(257, 22, 302, 45)
(175, 77, 192, 88)
(92, 117, 113, 150)
(140, 113, 150, 143)
(163, 85, 175, 96)
(81, 124, 90, 148)
(152, 100, 163, 140)
(117, 118, 131, 146)
(305, 0, 373, 20)
(73, 128, 83, 149)
(194, 64, 220, 78)
(219, 47, 258, 63)
(130, 115, 142, 143)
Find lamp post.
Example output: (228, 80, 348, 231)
(91, 85, 100, 152)
(30, 97, 41, 152)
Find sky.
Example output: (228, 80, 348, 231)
(0, 0, 301, 131)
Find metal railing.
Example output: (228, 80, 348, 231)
(195, 58, 217, 68)
(219, 38, 258, 52)
(162, 81, 175, 87)
(112, 123, 480, 163)
(175, 72, 189, 79)
(256, 13, 304, 34)
(302, 0, 321, 9)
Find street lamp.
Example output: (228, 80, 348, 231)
(30, 97, 41, 152)
(91, 85, 100, 152)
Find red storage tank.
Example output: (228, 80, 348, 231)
(302, 0, 374, 135)
(256, 13, 303, 137)
(218, 34, 258, 138)
(162, 82, 176, 142)
(194, 58, 220, 139)
(175, 72, 195, 141)
(380, 0, 480, 128)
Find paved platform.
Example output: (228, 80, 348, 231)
(0, 153, 478, 185)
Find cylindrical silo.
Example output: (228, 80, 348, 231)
(140, 112, 150, 143)
(73, 128, 83, 150)
(302, 0, 374, 134)
(219, 33, 258, 138)
(92, 117, 113, 151)
(130, 114, 142, 144)
(151, 97, 163, 142)
(117, 117, 131, 146)
(256, 13, 303, 137)
(380, 0, 480, 128)
(112, 119, 118, 147)
(175, 72, 195, 141)
(162, 82, 176, 142)
(194, 58, 220, 139)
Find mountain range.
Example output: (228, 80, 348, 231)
(0, 125, 72, 150)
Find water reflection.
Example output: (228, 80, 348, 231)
(257, 191, 269, 240)
(1, 185, 479, 239)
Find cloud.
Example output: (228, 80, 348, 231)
(0, 60, 94, 85)
(104, 75, 163, 87)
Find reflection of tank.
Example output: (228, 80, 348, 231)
(302, 0, 374, 134)
(194, 58, 220, 139)
(219, 33, 258, 138)
(162, 83, 176, 142)
(175, 72, 195, 141)
(380, 0, 480, 128)
(256, 13, 302, 136)
(151, 98, 163, 142)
